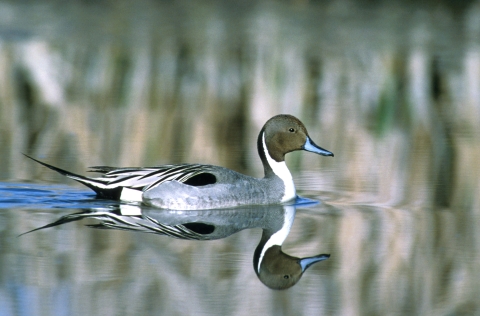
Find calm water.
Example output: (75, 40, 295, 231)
(1, 179, 478, 315)
(1, 0, 480, 315)
(1, 182, 337, 315)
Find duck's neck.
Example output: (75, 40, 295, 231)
(257, 131, 296, 202)
(253, 205, 296, 274)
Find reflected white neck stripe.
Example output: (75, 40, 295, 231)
(257, 205, 296, 273)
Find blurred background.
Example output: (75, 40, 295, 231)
(1, 0, 479, 209)
(1, 0, 480, 315)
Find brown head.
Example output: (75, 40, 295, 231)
(257, 114, 333, 176)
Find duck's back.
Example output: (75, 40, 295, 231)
(143, 165, 286, 210)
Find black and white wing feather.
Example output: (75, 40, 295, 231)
(20, 208, 212, 240)
(24, 155, 217, 200)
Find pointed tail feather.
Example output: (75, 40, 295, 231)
(23, 154, 111, 195)
(24, 154, 84, 178)
(18, 210, 92, 236)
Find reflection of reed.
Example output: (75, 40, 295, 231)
(8, 201, 480, 315)
(1, 1, 480, 313)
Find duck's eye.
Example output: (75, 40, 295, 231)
(283, 275, 289, 279)
(288, 128, 295, 133)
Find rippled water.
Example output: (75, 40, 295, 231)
(1, 182, 335, 314)
(1, 179, 478, 315)
(1, 0, 480, 315)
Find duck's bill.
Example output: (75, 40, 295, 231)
(299, 254, 330, 272)
(303, 137, 334, 157)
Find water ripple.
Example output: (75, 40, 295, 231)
(0, 182, 108, 209)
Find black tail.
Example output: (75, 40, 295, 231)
(18, 210, 91, 236)
(23, 154, 115, 196)
(23, 154, 86, 179)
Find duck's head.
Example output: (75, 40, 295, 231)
(256, 245, 330, 290)
(258, 114, 334, 163)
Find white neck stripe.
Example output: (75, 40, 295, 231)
(262, 133, 295, 202)
(257, 205, 296, 272)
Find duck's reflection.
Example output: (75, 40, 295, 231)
(23, 199, 330, 290)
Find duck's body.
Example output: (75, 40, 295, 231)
(26, 114, 333, 210)
(143, 166, 286, 210)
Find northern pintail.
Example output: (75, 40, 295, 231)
(25, 114, 333, 210)
(22, 202, 330, 290)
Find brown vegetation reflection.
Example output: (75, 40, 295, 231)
(1, 0, 480, 314)
(20, 202, 330, 290)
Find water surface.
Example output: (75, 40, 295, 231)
(1, 0, 480, 315)
(1, 180, 478, 315)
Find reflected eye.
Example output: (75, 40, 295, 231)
(288, 128, 295, 133)
(283, 275, 289, 279)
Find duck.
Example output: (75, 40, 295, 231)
(25, 114, 333, 210)
(21, 202, 330, 290)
